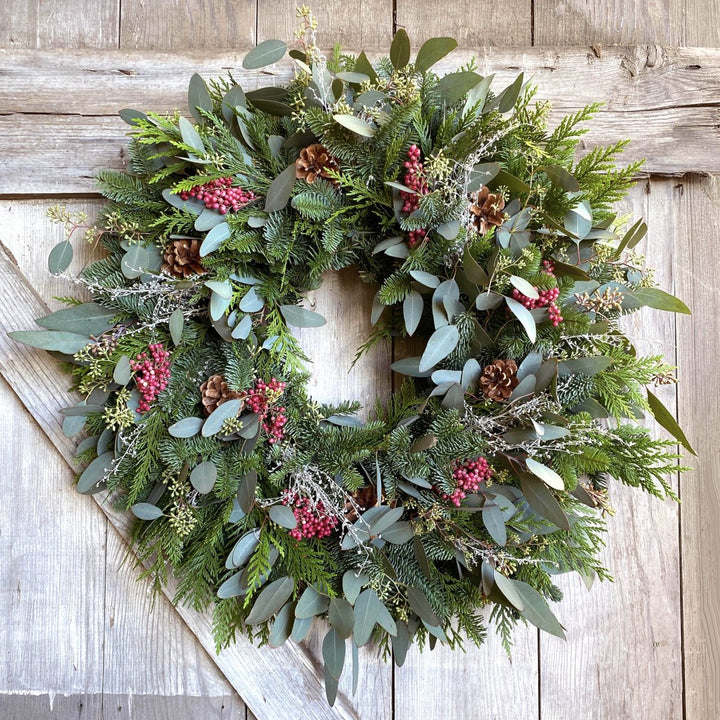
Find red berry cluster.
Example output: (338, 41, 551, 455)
(401, 144, 429, 248)
(512, 286, 564, 327)
(131, 343, 171, 412)
(542, 259, 555, 275)
(282, 491, 339, 540)
(440, 457, 493, 507)
(179, 177, 255, 215)
(243, 378, 288, 444)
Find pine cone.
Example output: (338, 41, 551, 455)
(199, 374, 244, 416)
(480, 359, 519, 401)
(469, 187, 506, 234)
(295, 143, 340, 184)
(344, 484, 378, 523)
(162, 238, 205, 278)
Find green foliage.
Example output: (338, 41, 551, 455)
(19, 22, 693, 700)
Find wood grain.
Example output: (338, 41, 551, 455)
(257, 0, 393, 49)
(0, 0, 119, 49)
(3, 46, 720, 197)
(534, 1, 684, 45)
(534, 0, 720, 46)
(396, 0, 531, 46)
(120, 0, 256, 51)
(395, 622, 539, 719)
(675, 174, 720, 720)
(538, 180, 683, 719)
(0, 237, 362, 720)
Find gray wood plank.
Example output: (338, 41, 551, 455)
(396, 0, 531, 46)
(539, 180, 683, 719)
(257, 0, 393, 49)
(675, 174, 720, 720)
(120, 0, 256, 50)
(3, 47, 719, 197)
(534, 0, 720, 46)
(534, 1, 684, 45)
(0, 0, 119, 49)
(395, 623, 539, 720)
(0, 379, 106, 698)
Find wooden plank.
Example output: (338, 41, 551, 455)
(533, 1, 684, 45)
(0, 0, 119, 49)
(539, 180, 683, 719)
(395, 623, 539, 719)
(120, 0, 256, 51)
(396, 0, 531, 46)
(675, 174, 720, 720)
(257, 0, 393, 49)
(0, 378, 106, 705)
(3, 46, 720, 197)
(0, 207, 372, 718)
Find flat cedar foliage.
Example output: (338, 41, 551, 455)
(10, 13, 694, 707)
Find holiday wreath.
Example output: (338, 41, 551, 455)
(11, 9, 695, 705)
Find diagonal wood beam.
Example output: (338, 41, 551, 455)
(1, 45, 720, 196)
(0, 242, 362, 720)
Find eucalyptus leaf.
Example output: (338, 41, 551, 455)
(543, 164, 580, 192)
(630, 288, 691, 314)
(217, 570, 248, 599)
(237, 469, 258, 513)
(407, 586, 440, 626)
(245, 576, 295, 625)
(505, 296, 537, 343)
(242, 39, 287, 69)
(131, 503, 164, 521)
(436, 71, 481, 105)
(419, 324, 460, 372)
(409, 270, 440, 288)
(269, 504, 298, 529)
(392, 621, 411, 667)
(264, 163, 297, 212)
(36, 303, 115, 336)
(77, 451, 113, 494)
(231, 314, 253, 340)
(188, 73, 212, 123)
(280, 305, 327, 328)
(178, 116, 204, 155)
(380, 522, 414, 545)
(647, 389, 696, 454)
(483, 504, 507, 545)
(403, 290, 423, 336)
(48, 241, 73, 274)
(200, 221, 231, 256)
(168, 416, 203, 438)
(415, 37, 458, 73)
(333, 114, 375, 137)
(190, 461, 217, 494)
(239, 287, 265, 313)
(519, 473, 570, 530)
(226, 530, 260, 569)
(202, 398, 243, 436)
(268, 602, 295, 648)
(9, 330, 90, 354)
(329, 597, 355, 639)
(509, 275, 539, 299)
(113, 355, 132, 385)
(342, 571, 369, 605)
(390, 29, 411, 70)
(526, 458, 564, 490)
(295, 585, 331, 618)
(322, 627, 346, 680)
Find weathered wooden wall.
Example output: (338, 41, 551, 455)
(1, 2, 718, 719)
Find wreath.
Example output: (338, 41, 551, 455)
(11, 10, 694, 706)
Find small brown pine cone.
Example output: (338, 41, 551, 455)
(295, 143, 340, 185)
(344, 484, 378, 523)
(162, 238, 206, 278)
(199, 374, 244, 416)
(469, 186, 506, 234)
(480, 359, 519, 401)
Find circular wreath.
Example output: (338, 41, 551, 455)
(12, 12, 693, 706)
